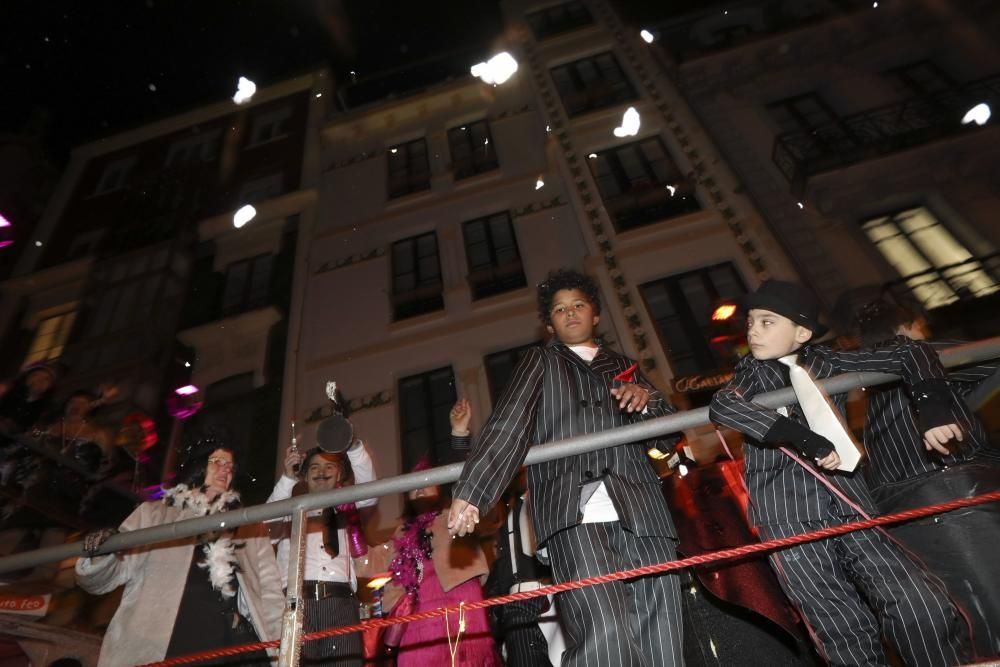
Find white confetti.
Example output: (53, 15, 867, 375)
(535, 178, 545, 190)
(232, 76, 256, 105)
(640, 29, 654, 43)
(326, 381, 338, 402)
(470, 52, 518, 85)
(233, 204, 256, 228)
(666, 185, 677, 196)
(962, 103, 991, 126)
(613, 107, 640, 137)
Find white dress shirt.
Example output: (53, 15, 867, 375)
(267, 441, 377, 591)
(568, 345, 621, 524)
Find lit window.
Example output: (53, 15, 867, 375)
(862, 207, 998, 308)
(24, 312, 77, 366)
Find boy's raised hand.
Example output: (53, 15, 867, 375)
(923, 423, 963, 455)
(447, 499, 480, 537)
(450, 398, 472, 435)
(610, 383, 650, 413)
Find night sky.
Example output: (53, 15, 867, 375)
(1, 0, 506, 162)
(2, 0, 716, 164)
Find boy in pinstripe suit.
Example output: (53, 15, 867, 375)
(448, 269, 685, 667)
(853, 299, 1000, 658)
(710, 280, 969, 667)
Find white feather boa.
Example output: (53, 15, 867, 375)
(163, 484, 242, 598)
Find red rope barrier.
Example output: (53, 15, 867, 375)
(138, 489, 1000, 667)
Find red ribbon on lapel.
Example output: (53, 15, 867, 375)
(613, 363, 638, 383)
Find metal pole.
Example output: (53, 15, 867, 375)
(0, 337, 996, 575)
(277, 508, 306, 667)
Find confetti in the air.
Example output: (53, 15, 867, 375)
(640, 30, 654, 43)
(148, 83, 157, 92)
(797, 202, 804, 209)
(962, 103, 991, 126)
(0, 214, 10, 228)
(471, 52, 518, 85)
(613, 107, 640, 137)
(535, 178, 545, 190)
(232, 77, 257, 105)
(588, 153, 598, 159)
(666, 185, 677, 196)
(233, 204, 256, 228)
(326, 381, 338, 402)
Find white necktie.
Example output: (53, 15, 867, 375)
(778, 354, 862, 472)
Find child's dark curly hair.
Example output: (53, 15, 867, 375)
(852, 298, 920, 347)
(537, 269, 601, 326)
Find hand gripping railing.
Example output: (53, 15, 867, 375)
(0, 337, 997, 577)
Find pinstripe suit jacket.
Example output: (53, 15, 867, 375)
(865, 338, 1000, 491)
(453, 340, 680, 546)
(709, 339, 949, 527)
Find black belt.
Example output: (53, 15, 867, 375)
(302, 580, 355, 601)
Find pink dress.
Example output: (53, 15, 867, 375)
(396, 556, 502, 666)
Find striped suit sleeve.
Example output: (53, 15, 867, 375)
(931, 340, 1000, 395)
(709, 358, 778, 441)
(453, 347, 545, 513)
(813, 336, 946, 384)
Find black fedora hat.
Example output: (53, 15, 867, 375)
(744, 280, 829, 337)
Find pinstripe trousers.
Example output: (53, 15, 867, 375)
(546, 521, 684, 667)
(759, 521, 968, 667)
(301, 595, 363, 666)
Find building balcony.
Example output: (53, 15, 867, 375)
(772, 74, 1000, 192)
(882, 252, 1000, 313)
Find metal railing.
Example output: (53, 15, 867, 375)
(772, 75, 1000, 191)
(1, 336, 997, 576)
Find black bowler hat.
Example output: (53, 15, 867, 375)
(744, 280, 829, 337)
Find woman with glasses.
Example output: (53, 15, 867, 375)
(76, 435, 284, 667)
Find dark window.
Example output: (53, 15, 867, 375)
(249, 107, 292, 146)
(398, 366, 458, 469)
(590, 137, 700, 232)
(94, 157, 135, 195)
(447, 120, 499, 180)
(462, 212, 526, 299)
(550, 52, 636, 117)
(387, 138, 431, 199)
(222, 254, 273, 316)
(766, 93, 838, 135)
(484, 342, 539, 404)
(391, 232, 443, 320)
(526, 1, 593, 40)
(884, 61, 955, 97)
(640, 263, 747, 377)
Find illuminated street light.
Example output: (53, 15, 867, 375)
(712, 303, 737, 321)
(471, 52, 519, 85)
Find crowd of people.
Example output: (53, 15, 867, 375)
(4, 267, 998, 667)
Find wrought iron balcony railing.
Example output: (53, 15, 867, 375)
(882, 252, 1000, 312)
(772, 74, 1000, 191)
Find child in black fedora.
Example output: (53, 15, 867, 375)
(709, 280, 969, 667)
